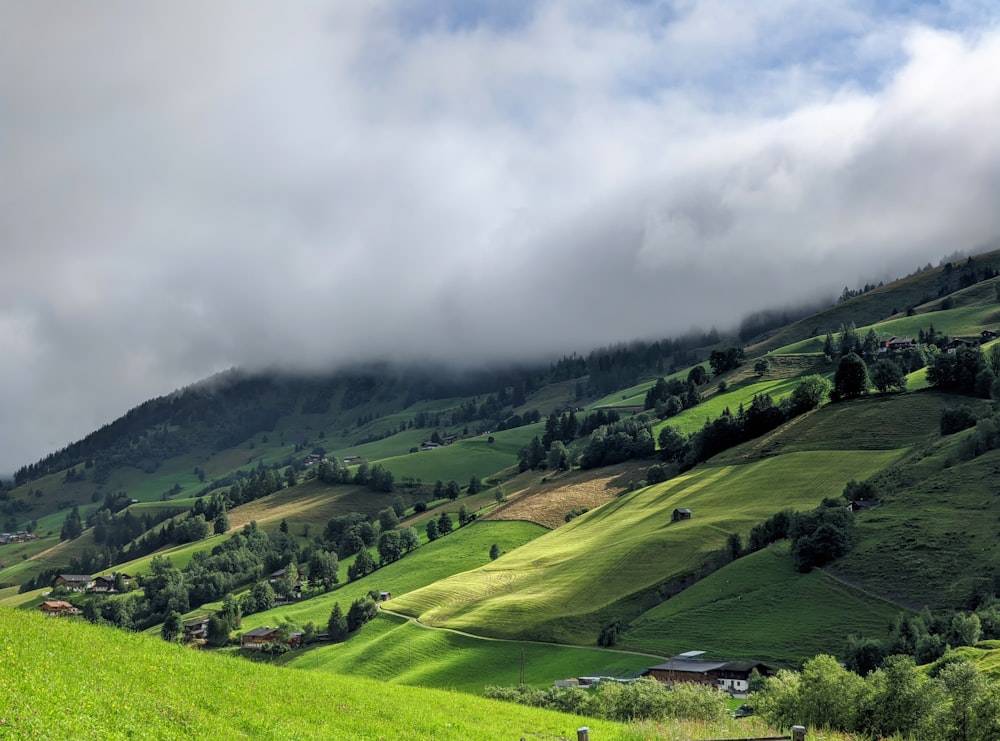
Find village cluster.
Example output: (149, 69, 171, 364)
(0, 530, 37, 545)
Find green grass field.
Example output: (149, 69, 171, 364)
(651, 375, 813, 439)
(1, 607, 659, 741)
(707, 392, 951, 466)
(239, 520, 547, 633)
(835, 445, 1000, 608)
(389, 448, 902, 647)
(623, 542, 906, 666)
(282, 611, 660, 693)
(376, 425, 540, 483)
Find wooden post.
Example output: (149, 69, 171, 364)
(577, 727, 590, 741)
(791, 725, 806, 741)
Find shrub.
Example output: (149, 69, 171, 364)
(941, 405, 978, 435)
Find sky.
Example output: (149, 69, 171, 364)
(2, 1, 1000, 474)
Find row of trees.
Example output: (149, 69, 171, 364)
(313, 457, 395, 493)
(486, 677, 728, 723)
(732, 497, 856, 573)
(752, 653, 1000, 740)
(657, 375, 832, 470)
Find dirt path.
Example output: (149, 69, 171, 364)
(819, 567, 922, 611)
(378, 606, 667, 661)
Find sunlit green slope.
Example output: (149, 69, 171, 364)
(389, 448, 902, 646)
(0, 607, 637, 741)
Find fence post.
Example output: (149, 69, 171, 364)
(791, 725, 806, 741)
(577, 727, 590, 741)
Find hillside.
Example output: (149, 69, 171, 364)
(5, 249, 1000, 702)
(0, 607, 648, 741)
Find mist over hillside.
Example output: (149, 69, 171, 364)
(4, 2, 1000, 472)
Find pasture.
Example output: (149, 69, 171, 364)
(623, 542, 906, 665)
(239, 520, 547, 633)
(389, 448, 902, 646)
(282, 611, 660, 693)
(0, 607, 650, 741)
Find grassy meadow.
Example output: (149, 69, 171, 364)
(375, 425, 539, 483)
(623, 542, 906, 665)
(835, 445, 1000, 608)
(389, 448, 902, 646)
(0, 607, 649, 741)
(281, 611, 660, 693)
(238, 520, 547, 632)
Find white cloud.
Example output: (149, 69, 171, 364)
(1, 1, 1000, 471)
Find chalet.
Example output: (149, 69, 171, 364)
(40, 600, 80, 617)
(643, 652, 770, 697)
(241, 626, 280, 649)
(240, 626, 302, 650)
(88, 572, 133, 593)
(378, 591, 392, 601)
(301, 453, 325, 467)
(419, 442, 441, 451)
(982, 329, 999, 340)
(54, 574, 94, 592)
(268, 569, 303, 600)
(90, 575, 117, 593)
(595, 404, 645, 414)
(672, 508, 692, 522)
(343, 455, 362, 464)
(880, 337, 916, 352)
(183, 616, 210, 641)
(946, 338, 976, 353)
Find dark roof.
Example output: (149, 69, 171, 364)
(673, 508, 692, 515)
(58, 574, 93, 582)
(647, 658, 769, 675)
(717, 660, 768, 673)
(243, 627, 279, 638)
(647, 658, 727, 674)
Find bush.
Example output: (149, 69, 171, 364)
(645, 464, 667, 485)
(346, 597, 377, 632)
(941, 404, 978, 435)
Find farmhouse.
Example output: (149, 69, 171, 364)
(90, 574, 119, 593)
(54, 574, 94, 592)
(946, 338, 976, 353)
(240, 626, 302, 650)
(0, 530, 37, 545)
(183, 616, 211, 641)
(672, 508, 692, 522)
(880, 337, 916, 352)
(39, 600, 80, 617)
(241, 626, 281, 649)
(643, 652, 770, 697)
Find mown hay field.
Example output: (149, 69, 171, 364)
(390, 449, 902, 645)
(624, 542, 905, 665)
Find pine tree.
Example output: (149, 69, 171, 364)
(327, 602, 348, 642)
